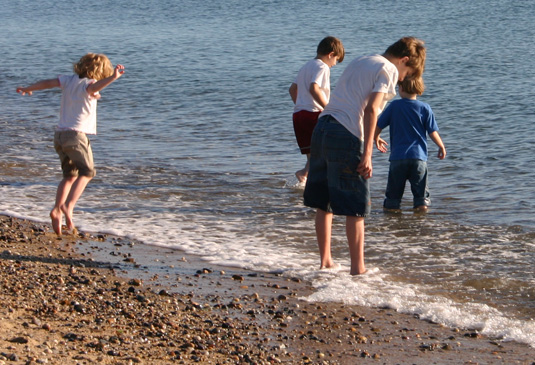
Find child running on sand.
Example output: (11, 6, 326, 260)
(304, 37, 426, 275)
(16, 53, 125, 235)
(374, 76, 446, 212)
(289, 36, 345, 183)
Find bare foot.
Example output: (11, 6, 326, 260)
(350, 268, 367, 275)
(320, 262, 341, 270)
(295, 169, 307, 183)
(50, 207, 63, 236)
(60, 204, 75, 231)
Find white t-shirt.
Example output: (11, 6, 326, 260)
(320, 54, 398, 139)
(293, 58, 330, 113)
(57, 75, 98, 135)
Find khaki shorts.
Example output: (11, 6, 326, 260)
(54, 130, 96, 178)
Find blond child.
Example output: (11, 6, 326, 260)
(17, 53, 125, 235)
(289, 36, 345, 183)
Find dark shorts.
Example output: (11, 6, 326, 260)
(303, 115, 371, 217)
(54, 130, 96, 178)
(292, 110, 321, 154)
(384, 159, 430, 209)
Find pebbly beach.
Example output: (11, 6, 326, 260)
(1, 214, 535, 364)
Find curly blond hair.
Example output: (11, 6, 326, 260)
(73, 53, 113, 80)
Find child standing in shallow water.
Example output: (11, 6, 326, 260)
(375, 76, 446, 212)
(17, 53, 125, 235)
(289, 36, 345, 183)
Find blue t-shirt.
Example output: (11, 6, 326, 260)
(377, 98, 439, 161)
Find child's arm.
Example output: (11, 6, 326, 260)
(289, 83, 297, 104)
(16, 78, 60, 96)
(86, 64, 125, 95)
(429, 131, 446, 159)
(374, 127, 388, 153)
(309, 83, 327, 109)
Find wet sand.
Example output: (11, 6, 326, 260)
(1, 214, 534, 364)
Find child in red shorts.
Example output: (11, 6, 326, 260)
(289, 36, 345, 183)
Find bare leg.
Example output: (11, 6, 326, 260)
(50, 176, 77, 235)
(316, 208, 336, 269)
(60, 175, 92, 231)
(346, 216, 366, 275)
(295, 154, 311, 183)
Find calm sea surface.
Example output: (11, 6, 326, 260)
(1, 0, 535, 346)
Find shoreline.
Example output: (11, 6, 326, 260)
(1, 214, 535, 364)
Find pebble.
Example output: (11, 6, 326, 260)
(1, 215, 534, 365)
(129, 278, 142, 286)
(8, 337, 28, 344)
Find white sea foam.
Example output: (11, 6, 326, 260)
(2, 183, 535, 348)
(297, 268, 535, 347)
(282, 178, 306, 190)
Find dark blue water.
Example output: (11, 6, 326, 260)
(1, 0, 535, 346)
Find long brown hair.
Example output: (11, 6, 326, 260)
(385, 37, 426, 77)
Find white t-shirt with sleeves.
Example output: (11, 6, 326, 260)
(293, 58, 330, 113)
(320, 54, 398, 139)
(57, 74, 98, 135)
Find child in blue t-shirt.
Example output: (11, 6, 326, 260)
(374, 76, 446, 212)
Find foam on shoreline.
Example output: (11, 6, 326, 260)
(2, 214, 535, 363)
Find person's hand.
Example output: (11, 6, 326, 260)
(437, 146, 446, 160)
(375, 137, 388, 153)
(113, 64, 125, 79)
(357, 155, 373, 179)
(16, 87, 32, 96)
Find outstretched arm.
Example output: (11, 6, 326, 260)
(16, 78, 60, 96)
(429, 131, 446, 159)
(86, 64, 125, 95)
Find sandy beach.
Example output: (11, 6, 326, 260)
(1, 214, 534, 364)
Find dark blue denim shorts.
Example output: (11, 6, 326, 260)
(304, 115, 370, 217)
(384, 159, 430, 209)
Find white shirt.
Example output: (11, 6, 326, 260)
(321, 54, 398, 139)
(57, 75, 98, 135)
(293, 58, 330, 113)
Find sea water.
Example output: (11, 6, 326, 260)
(1, 0, 535, 347)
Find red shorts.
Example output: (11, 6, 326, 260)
(293, 110, 321, 154)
